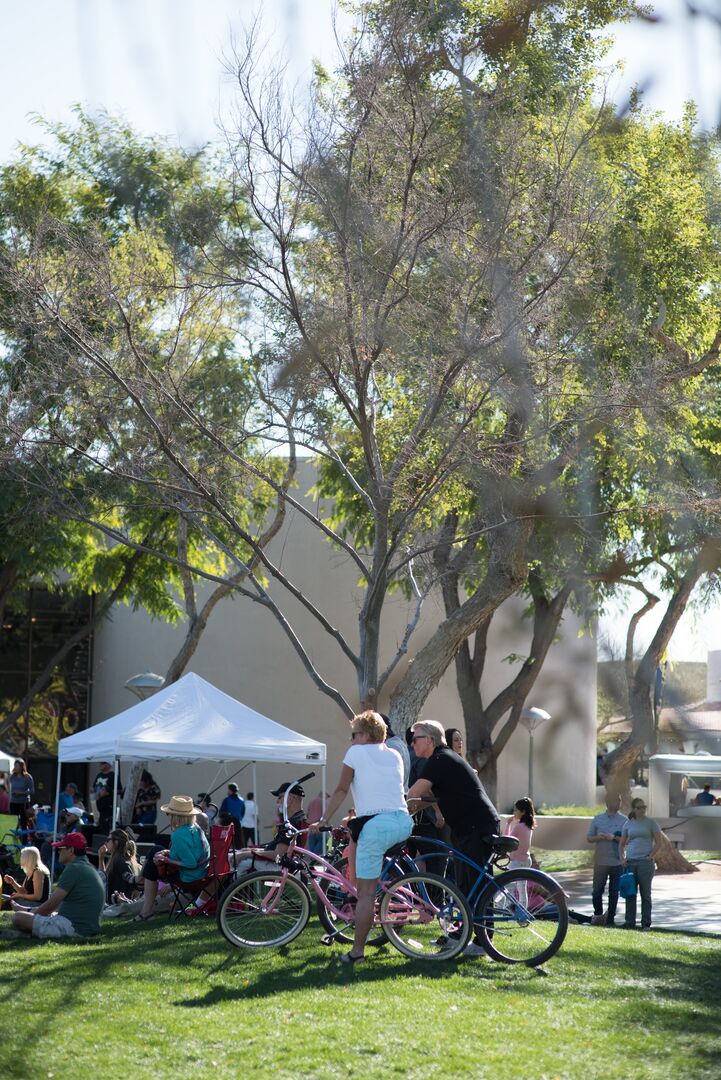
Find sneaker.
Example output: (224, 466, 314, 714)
(463, 941, 487, 958)
(590, 914, 607, 927)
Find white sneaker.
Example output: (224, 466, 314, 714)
(463, 940, 487, 958)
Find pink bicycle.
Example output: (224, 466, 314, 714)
(216, 775, 474, 962)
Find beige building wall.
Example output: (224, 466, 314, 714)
(91, 463, 596, 829)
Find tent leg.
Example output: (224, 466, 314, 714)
(252, 762, 258, 843)
(321, 763, 327, 855)
(111, 758, 120, 829)
(50, 760, 63, 882)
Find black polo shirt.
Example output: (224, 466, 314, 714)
(421, 747, 499, 836)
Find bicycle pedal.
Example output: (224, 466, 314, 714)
(320, 934, 337, 947)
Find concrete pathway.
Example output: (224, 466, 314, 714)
(555, 861, 721, 935)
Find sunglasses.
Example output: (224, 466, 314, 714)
(411, 734, 430, 743)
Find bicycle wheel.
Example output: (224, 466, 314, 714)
(217, 870, 311, 949)
(315, 859, 387, 947)
(473, 868, 568, 966)
(379, 872, 473, 961)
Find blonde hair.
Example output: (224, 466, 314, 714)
(169, 812, 196, 829)
(351, 710, 387, 744)
(20, 846, 49, 877)
(411, 720, 446, 748)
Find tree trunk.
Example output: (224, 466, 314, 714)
(604, 544, 719, 798)
(654, 831, 698, 874)
(389, 517, 532, 731)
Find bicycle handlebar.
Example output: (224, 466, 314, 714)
(281, 771, 316, 826)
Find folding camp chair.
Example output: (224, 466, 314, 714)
(164, 824, 235, 918)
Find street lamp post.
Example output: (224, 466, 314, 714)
(124, 671, 165, 701)
(116, 671, 165, 829)
(520, 707, 552, 800)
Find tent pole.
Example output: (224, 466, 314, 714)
(111, 758, 120, 829)
(50, 758, 63, 883)
(321, 763, 327, 856)
(252, 762, 258, 843)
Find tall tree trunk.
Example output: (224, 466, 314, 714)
(604, 543, 719, 800)
(389, 517, 533, 731)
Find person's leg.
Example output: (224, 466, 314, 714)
(606, 866, 621, 925)
(12, 910, 34, 935)
(350, 877, 376, 958)
(139, 878, 158, 916)
(592, 865, 608, 917)
(624, 862, 638, 928)
(347, 812, 412, 959)
(636, 860, 654, 927)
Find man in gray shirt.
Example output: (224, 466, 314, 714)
(587, 794, 628, 927)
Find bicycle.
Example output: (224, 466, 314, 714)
(216, 772, 475, 961)
(397, 833, 569, 966)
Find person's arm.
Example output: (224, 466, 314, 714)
(649, 827, 663, 861)
(13, 885, 66, 916)
(316, 766, 355, 826)
(3, 873, 22, 893)
(406, 777, 434, 811)
(97, 842, 111, 873)
(27, 775, 35, 798)
(619, 828, 629, 863)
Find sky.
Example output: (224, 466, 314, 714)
(1, 0, 719, 663)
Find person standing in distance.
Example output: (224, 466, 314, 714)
(587, 793, 628, 927)
(241, 791, 257, 846)
(9, 759, 34, 829)
(619, 798, 662, 931)
(406, 720, 500, 957)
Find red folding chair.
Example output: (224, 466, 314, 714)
(164, 824, 235, 918)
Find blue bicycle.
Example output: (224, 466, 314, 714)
(320, 831, 568, 967)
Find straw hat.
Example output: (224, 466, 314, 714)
(160, 795, 198, 817)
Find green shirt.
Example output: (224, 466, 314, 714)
(57, 856, 105, 936)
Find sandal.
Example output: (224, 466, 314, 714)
(339, 952, 365, 965)
(133, 913, 154, 922)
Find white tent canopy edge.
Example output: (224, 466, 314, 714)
(54, 671, 327, 841)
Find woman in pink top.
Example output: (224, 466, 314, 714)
(504, 797, 535, 866)
(504, 797, 535, 908)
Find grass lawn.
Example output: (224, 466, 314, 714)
(1, 915, 719, 1079)
(533, 849, 721, 873)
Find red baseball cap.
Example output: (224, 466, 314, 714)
(51, 833, 88, 852)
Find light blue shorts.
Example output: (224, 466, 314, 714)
(355, 810, 413, 879)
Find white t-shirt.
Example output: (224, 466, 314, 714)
(342, 743, 407, 817)
(241, 800, 257, 828)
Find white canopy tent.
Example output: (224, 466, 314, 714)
(55, 672, 327, 839)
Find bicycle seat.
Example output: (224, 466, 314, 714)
(484, 834, 519, 853)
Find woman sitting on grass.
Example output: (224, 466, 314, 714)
(131, 795, 210, 922)
(3, 846, 50, 906)
(97, 829, 142, 903)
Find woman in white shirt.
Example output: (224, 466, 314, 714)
(313, 710, 412, 964)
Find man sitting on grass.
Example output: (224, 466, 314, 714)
(11, 832, 104, 940)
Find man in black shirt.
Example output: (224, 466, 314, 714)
(407, 720, 500, 956)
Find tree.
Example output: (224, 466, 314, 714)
(0, 112, 284, 770)
(4, 7, 720, 778)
